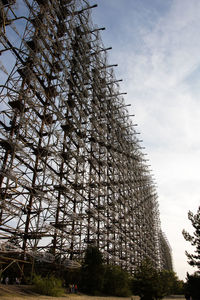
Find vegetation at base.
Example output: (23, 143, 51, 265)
(80, 246, 182, 298)
(81, 245, 105, 294)
(80, 246, 131, 296)
(131, 259, 184, 300)
(25, 205, 200, 299)
(103, 265, 132, 297)
(32, 274, 64, 297)
(1, 245, 184, 298)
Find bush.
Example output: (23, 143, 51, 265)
(32, 274, 64, 297)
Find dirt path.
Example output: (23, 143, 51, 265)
(0, 284, 184, 300)
(0, 285, 139, 300)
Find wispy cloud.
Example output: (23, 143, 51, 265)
(92, 0, 200, 279)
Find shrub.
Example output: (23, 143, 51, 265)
(32, 274, 64, 297)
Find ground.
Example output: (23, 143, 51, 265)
(0, 284, 184, 300)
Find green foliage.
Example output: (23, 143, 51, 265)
(157, 270, 183, 297)
(184, 272, 200, 300)
(32, 274, 64, 297)
(80, 246, 131, 296)
(182, 206, 200, 271)
(83, 245, 104, 266)
(103, 265, 131, 297)
(171, 277, 184, 294)
(131, 259, 182, 300)
(81, 246, 105, 294)
(132, 259, 159, 300)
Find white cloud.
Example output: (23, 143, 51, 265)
(111, 0, 200, 279)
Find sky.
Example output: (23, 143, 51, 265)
(89, 0, 200, 280)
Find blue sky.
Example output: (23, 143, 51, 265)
(90, 0, 200, 280)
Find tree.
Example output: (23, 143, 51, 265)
(131, 259, 160, 300)
(157, 270, 183, 297)
(131, 259, 181, 300)
(184, 272, 200, 300)
(171, 277, 184, 295)
(182, 206, 200, 271)
(80, 246, 105, 294)
(103, 265, 131, 297)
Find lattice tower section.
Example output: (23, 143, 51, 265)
(159, 231, 173, 271)
(0, 0, 163, 273)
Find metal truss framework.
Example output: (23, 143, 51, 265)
(159, 231, 173, 271)
(0, 0, 172, 273)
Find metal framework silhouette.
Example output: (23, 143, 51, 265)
(0, 0, 172, 274)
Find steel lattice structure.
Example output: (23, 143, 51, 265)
(0, 0, 172, 273)
(159, 231, 173, 271)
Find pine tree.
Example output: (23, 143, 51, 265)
(182, 206, 200, 272)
